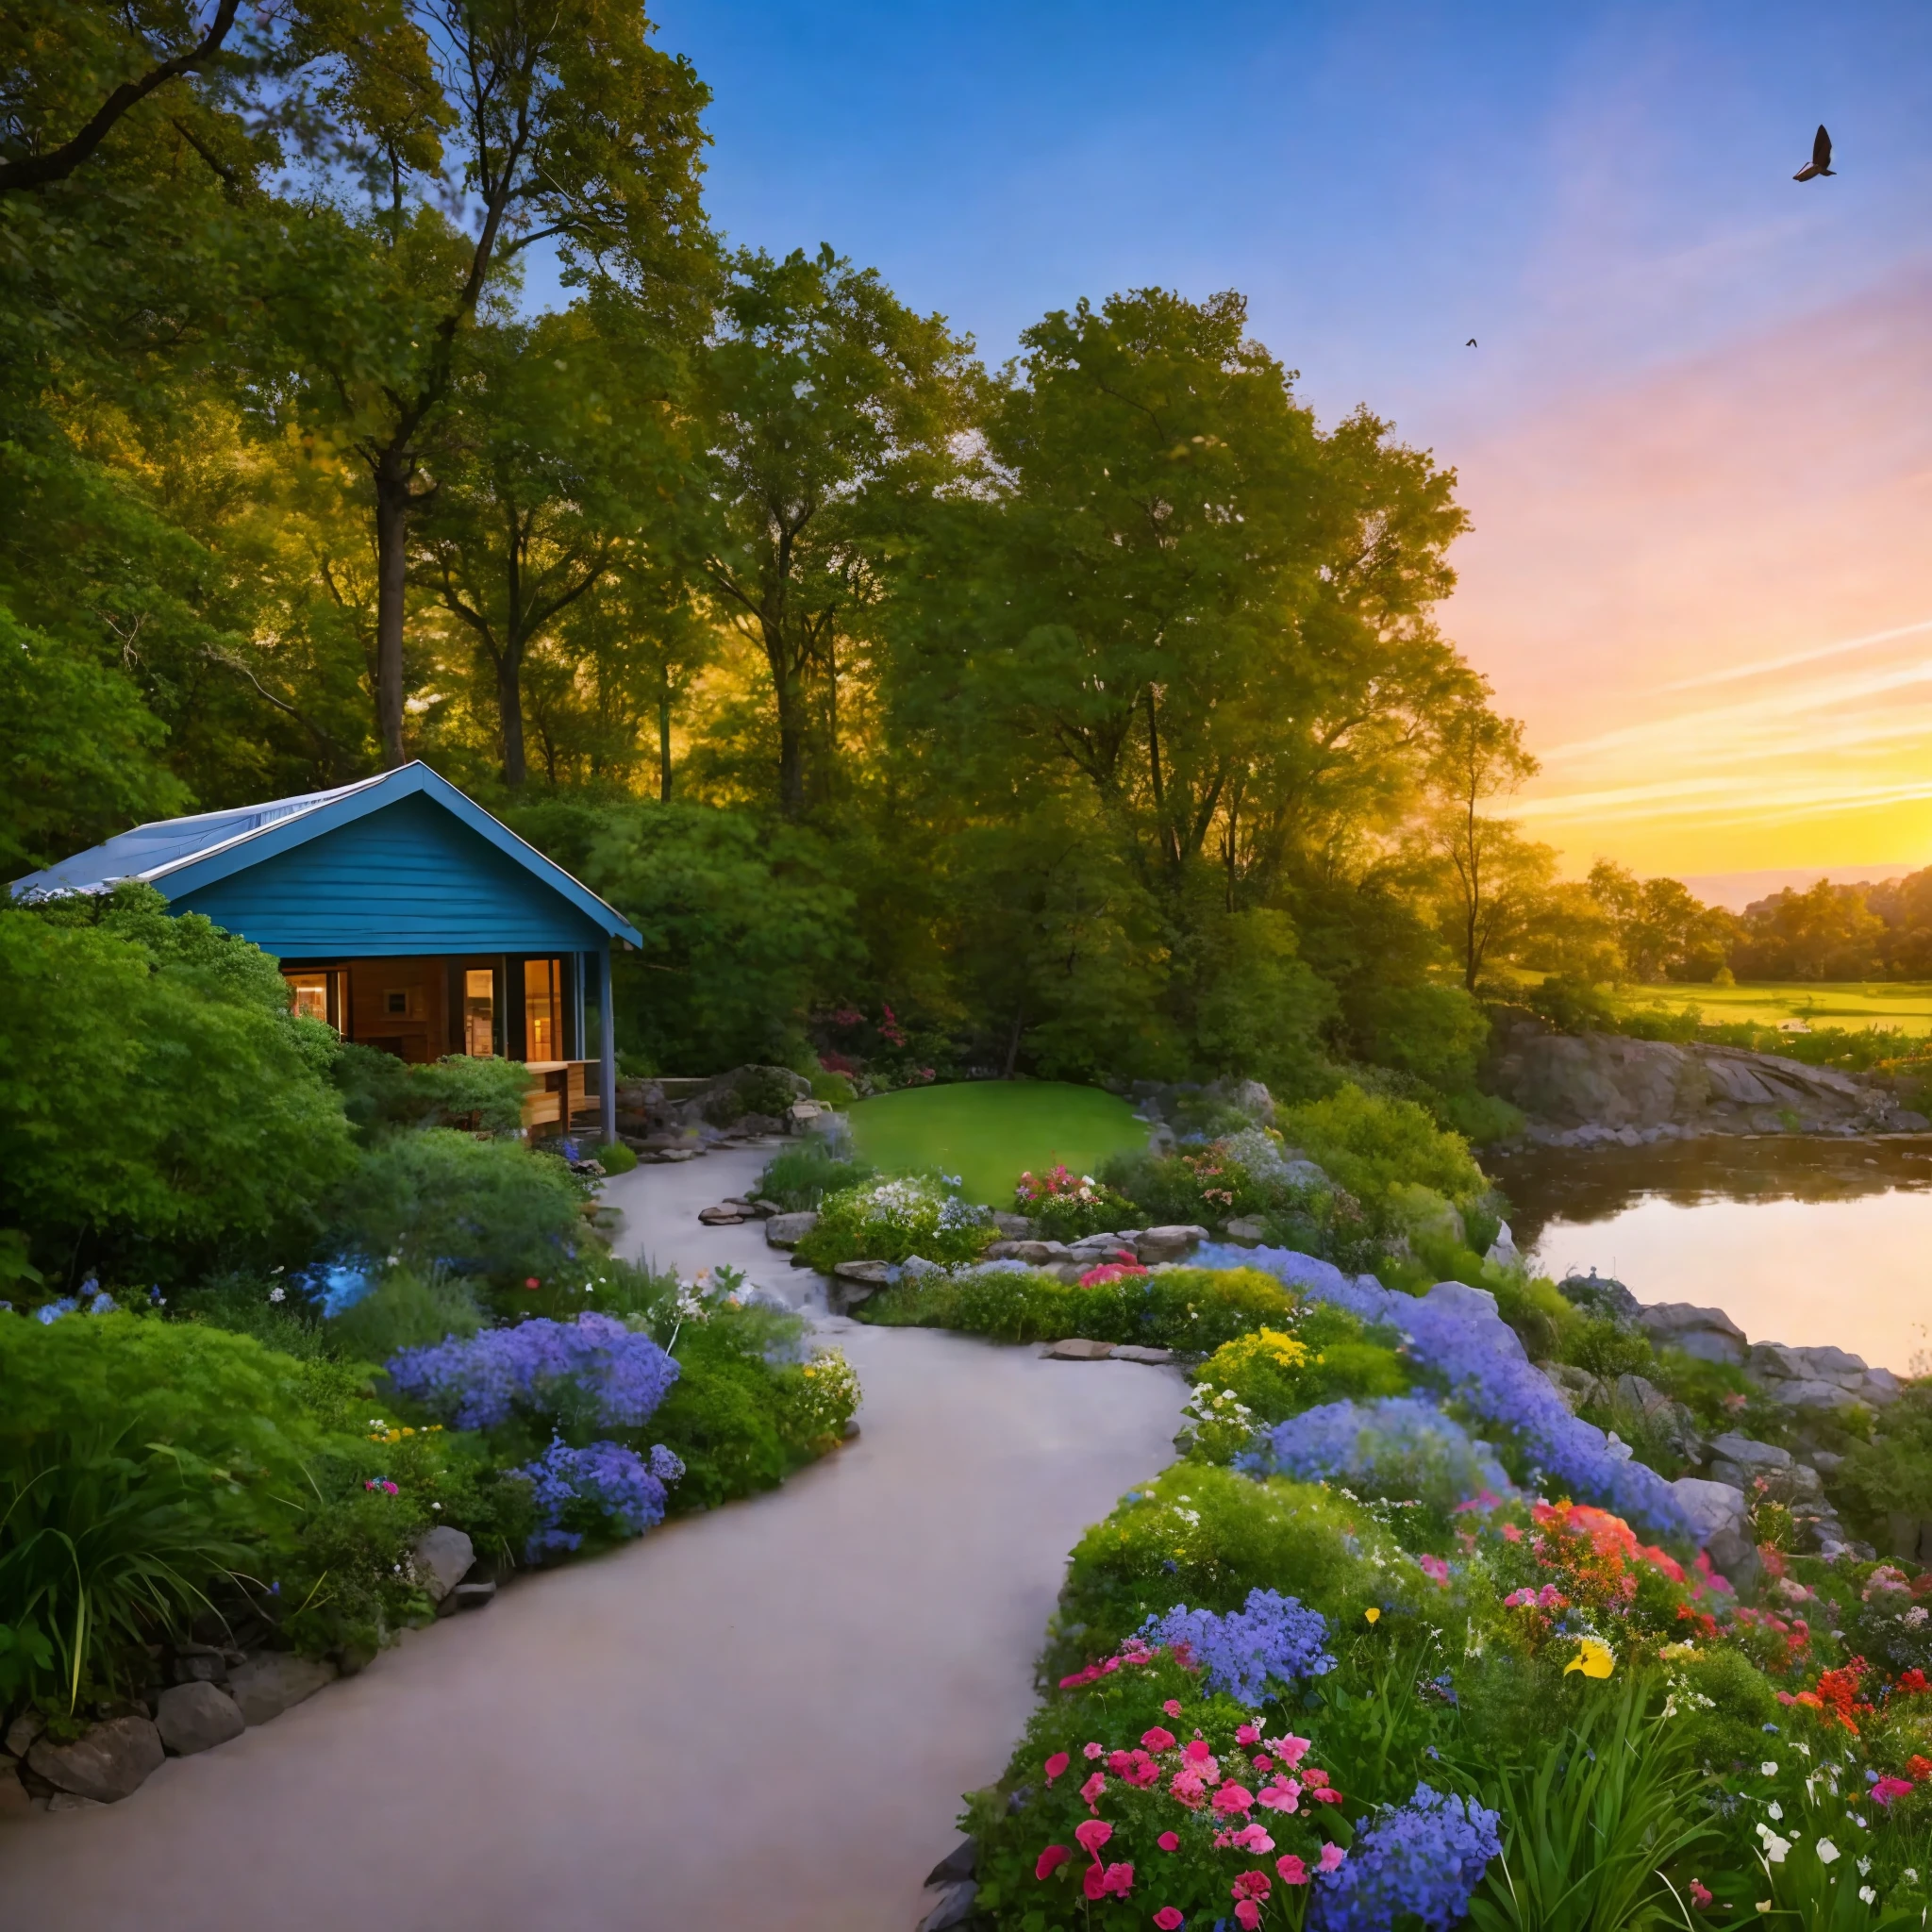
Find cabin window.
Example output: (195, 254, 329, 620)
(524, 957, 561, 1061)
(284, 969, 344, 1034)
(463, 969, 496, 1057)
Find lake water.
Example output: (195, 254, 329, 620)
(1492, 1136, 1932, 1375)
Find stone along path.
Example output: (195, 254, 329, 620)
(0, 1149, 1186, 1931)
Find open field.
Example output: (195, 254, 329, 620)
(1602, 979, 1932, 1036)
(848, 1081, 1147, 1206)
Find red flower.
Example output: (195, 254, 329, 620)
(1276, 1855, 1309, 1886)
(1154, 1910, 1184, 1931)
(1083, 1741, 1105, 1760)
(1074, 1819, 1113, 1857)
(1908, 1755, 1932, 1780)
(1044, 1752, 1070, 1784)
(1232, 1870, 1272, 1901)
(1688, 1879, 1712, 1910)
(524, 1277, 541, 1290)
(1141, 1726, 1177, 1753)
(1212, 1783, 1256, 1817)
(1079, 1772, 1107, 1810)
(1034, 1845, 1071, 1881)
(1158, 1831, 1180, 1852)
(1897, 1671, 1931, 1699)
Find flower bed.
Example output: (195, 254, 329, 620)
(792, 1174, 995, 1270)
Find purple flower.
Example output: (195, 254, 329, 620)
(1141, 1589, 1335, 1703)
(1308, 1784, 1501, 1932)
(386, 1313, 678, 1433)
(1245, 1396, 1515, 1511)
(512, 1438, 675, 1560)
(1203, 1246, 1690, 1540)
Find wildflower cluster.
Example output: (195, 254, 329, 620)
(1307, 1784, 1501, 1932)
(1141, 1590, 1338, 1704)
(796, 1174, 993, 1268)
(386, 1312, 679, 1432)
(512, 1438, 684, 1561)
(1015, 1164, 1138, 1241)
(1248, 1396, 1517, 1522)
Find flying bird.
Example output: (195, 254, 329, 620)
(1466, 338, 1477, 347)
(1793, 125, 1834, 181)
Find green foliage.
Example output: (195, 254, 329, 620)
(1523, 974, 1622, 1034)
(331, 1046, 533, 1141)
(595, 1141, 638, 1174)
(1354, 981, 1491, 1090)
(325, 1268, 485, 1363)
(325, 1129, 588, 1300)
(0, 888, 355, 1281)
(174, 1272, 336, 1361)
(648, 1328, 791, 1511)
(1831, 1384, 1932, 1551)
(1193, 1313, 1410, 1426)
(756, 1141, 875, 1211)
(1278, 1082, 1485, 1216)
(1671, 1645, 1781, 1770)
(1565, 1317, 1657, 1381)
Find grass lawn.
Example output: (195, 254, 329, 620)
(1603, 980, 1932, 1035)
(847, 1081, 1149, 1207)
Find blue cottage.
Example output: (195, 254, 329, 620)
(9, 762, 641, 1141)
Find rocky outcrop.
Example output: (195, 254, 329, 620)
(1485, 1013, 1927, 1141)
(613, 1065, 824, 1159)
(26, 1716, 164, 1803)
(155, 1683, 246, 1757)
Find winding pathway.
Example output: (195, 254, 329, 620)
(0, 1149, 1185, 1930)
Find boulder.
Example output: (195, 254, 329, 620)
(411, 1524, 475, 1604)
(1707, 1432, 1790, 1472)
(1112, 1344, 1176, 1364)
(924, 1837, 978, 1887)
(745, 1198, 783, 1217)
(764, 1211, 818, 1248)
(833, 1258, 894, 1286)
(450, 1580, 498, 1612)
(1224, 1216, 1267, 1244)
(1538, 1361, 1603, 1414)
(6, 1711, 45, 1759)
(991, 1211, 1036, 1239)
(1669, 1476, 1748, 1544)
(1637, 1303, 1747, 1366)
(1705, 1525, 1763, 1597)
(27, 1715, 164, 1803)
(226, 1653, 338, 1726)
(1763, 1378, 1864, 1413)
(900, 1255, 944, 1279)
(983, 1239, 1074, 1264)
(1424, 1281, 1528, 1360)
(1484, 1221, 1522, 1270)
(698, 1204, 748, 1225)
(1045, 1338, 1114, 1360)
(0, 1758, 31, 1820)
(1048, 1263, 1091, 1284)
(1557, 1270, 1641, 1325)
(919, 1878, 982, 1932)
(45, 1792, 106, 1813)
(155, 1682, 246, 1757)
(1134, 1224, 1209, 1265)
(729, 1113, 787, 1137)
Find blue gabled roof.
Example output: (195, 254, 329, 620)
(9, 763, 641, 949)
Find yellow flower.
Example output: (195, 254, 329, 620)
(1364, 1607, 1381, 1625)
(1565, 1637, 1615, 1679)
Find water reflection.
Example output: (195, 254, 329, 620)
(1492, 1136, 1932, 1374)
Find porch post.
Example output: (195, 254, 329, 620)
(598, 943, 617, 1152)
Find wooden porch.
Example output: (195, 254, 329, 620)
(521, 1059, 605, 1141)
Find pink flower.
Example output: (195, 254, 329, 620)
(1141, 1726, 1177, 1753)
(1874, 1776, 1915, 1807)
(1232, 1870, 1272, 1901)
(1154, 1910, 1184, 1931)
(1236, 1724, 1261, 1745)
(1270, 1735, 1311, 1768)
(1253, 1755, 1273, 1773)
(1419, 1554, 1451, 1585)
(1228, 1824, 1275, 1855)
(1317, 1842, 1346, 1874)
(1276, 1856, 1308, 1886)
(1034, 1845, 1071, 1881)
(1257, 1780, 1301, 1813)
(1080, 1772, 1107, 1810)
(1158, 1831, 1181, 1852)
(1183, 1738, 1214, 1763)
(1501, 1522, 1524, 1541)
(1102, 1863, 1134, 1897)
(1689, 1879, 1713, 1909)
(1234, 1904, 1261, 1931)
(1169, 1772, 1208, 1808)
(1163, 1699, 1184, 1718)
(1311, 1787, 1342, 1805)
(1084, 1741, 1106, 1760)
(1212, 1783, 1256, 1817)
(1118, 1751, 1160, 1788)
(1044, 1752, 1070, 1784)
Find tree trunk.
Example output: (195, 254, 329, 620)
(1002, 1001, 1026, 1080)
(773, 655, 808, 820)
(373, 449, 411, 767)
(658, 671, 674, 802)
(497, 638, 526, 788)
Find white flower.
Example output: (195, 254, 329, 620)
(1767, 1802, 1782, 1821)
(431, 1502, 441, 1511)
(1760, 1761, 1778, 1777)
(1859, 1888, 1876, 1906)
(1756, 1824, 1790, 1863)
(1857, 1858, 1870, 1875)
(268, 1286, 286, 1304)
(1816, 1840, 1840, 1865)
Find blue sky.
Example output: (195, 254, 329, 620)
(622, 2, 1932, 873)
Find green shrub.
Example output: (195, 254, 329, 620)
(757, 1141, 874, 1211)
(1191, 1313, 1411, 1427)
(648, 1338, 791, 1511)
(1491, 1273, 1583, 1361)
(0, 886, 355, 1285)
(596, 1141, 638, 1174)
(1277, 1083, 1485, 1218)
(1830, 1383, 1932, 1552)
(175, 1271, 336, 1360)
(1671, 1645, 1781, 1769)
(793, 1174, 991, 1268)
(1564, 1317, 1655, 1381)
(325, 1129, 590, 1301)
(326, 1267, 484, 1363)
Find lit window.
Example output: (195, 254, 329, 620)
(525, 958, 560, 1060)
(286, 972, 336, 1031)
(464, 969, 495, 1058)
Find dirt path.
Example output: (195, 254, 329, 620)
(0, 1150, 1184, 1931)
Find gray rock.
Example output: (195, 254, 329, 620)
(226, 1653, 338, 1726)
(1134, 1224, 1208, 1264)
(45, 1792, 107, 1813)
(1048, 1263, 1091, 1284)
(697, 1204, 747, 1224)
(982, 1240, 1074, 1265)
(764, 1210, 818, 1248)
(1637, 1302, 1748, 1365)
(919, 1877, 981, 1932)
(0, 1758, 31, 1819)
(832, 1258, 894, 1286)
(901, 1255, 944, 1278)
(1613, 1373, 1674, 1415)
(1484, 1221, 1522, 1269)
(1764, 1377, 1863, 1412)
(1068, 1230, 1141, 1254)
(27, 1716, 164, 1802)
(155, 1682, 246, 1757)
(925, 1838, 978, 1887)
(991, 1211, 1035, 1239)
(411, 1524, 475, 1604)
(1860, 1367, 1903, 1406)
(1557, 1270, 1641, 1324)
(1670, 1475, 1748, 1543)
(1538, 1361, 1603, 1414)
(1423, 1281, 1528, 1359)
(1045, 1338, 1114, 1360)
(5, 1711, 45, 1759)
(1224, 1216, 1267, 1244)
(1112, 1345, 1175, 1364)
(1707, 1432, 1790, 1471)
(1706, 1525, 1763, 1598)
(451, 1580, 498, 1612)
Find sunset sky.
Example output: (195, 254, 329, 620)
(647, 0, 1932, 881)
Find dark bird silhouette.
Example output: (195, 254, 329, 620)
(1466, 338, 1477, 347)
(1794, 125, 1834, 181)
